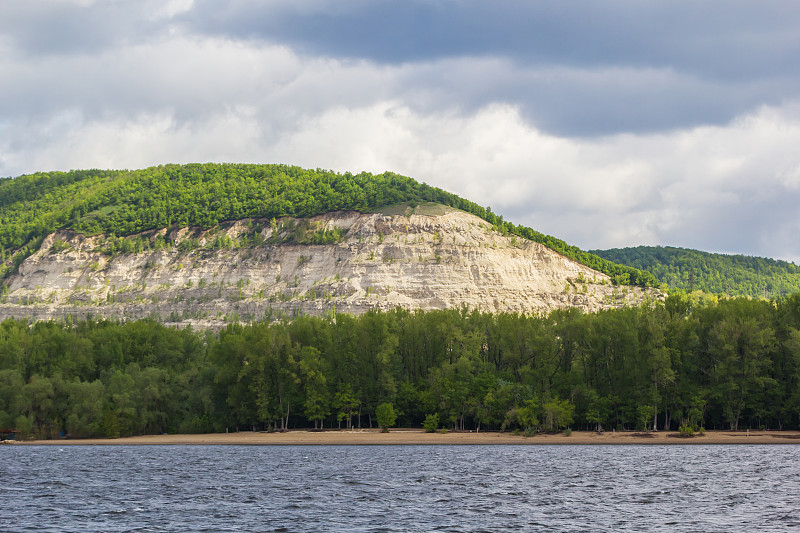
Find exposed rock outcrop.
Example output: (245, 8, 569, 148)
(0, 207, 659, 328)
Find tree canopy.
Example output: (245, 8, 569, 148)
(3, 294, 800, 439)
(592, 245, 800, 297)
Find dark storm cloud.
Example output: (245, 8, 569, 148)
(185, 0, 800, 78)
(4, 1, 799, 135)
(395, 59, 791, 136)
(178, 0, 800, 135)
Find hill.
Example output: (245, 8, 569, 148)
(590, 245, 800, 298)
(0, 163, 656, 287)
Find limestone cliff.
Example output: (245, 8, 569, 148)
(0, 206, 659, 328)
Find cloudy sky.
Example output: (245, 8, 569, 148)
(2, 1, 800, 261)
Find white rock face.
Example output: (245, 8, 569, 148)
(0, 209, 659, 327)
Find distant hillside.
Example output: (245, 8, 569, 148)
(591, 245, 800, 298)
(0, 163, 656, 287)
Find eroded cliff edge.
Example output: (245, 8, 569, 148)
(0, 207, 659, 328)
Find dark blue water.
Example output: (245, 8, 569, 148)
(2, 445, 798, 532)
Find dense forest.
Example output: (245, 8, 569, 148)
(593, 246, 800, 298)
(0, 163, 656, 287)
(3, 293, 800, 439)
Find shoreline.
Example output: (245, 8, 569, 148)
(9, 429, 800, 446)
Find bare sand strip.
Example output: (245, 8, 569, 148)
(12, 429, 800, 446)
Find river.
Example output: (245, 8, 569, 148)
(2, 444, 798, 532)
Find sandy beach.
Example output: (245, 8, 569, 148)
(10, 428, 800, 446)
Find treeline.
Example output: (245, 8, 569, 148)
(3, 294, 800, 439)
(593, 245, 800, 297)
(0, 163, 656, 287)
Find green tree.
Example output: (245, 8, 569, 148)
(15, 414, 33, 440)
(64, 379, 105, 438)
(333, 384, 359, 430)
(298, 346, 329, 429)
(542, 398, 574, 432)
(636, 404, 654, 431)
(423, 413, 439, 432)
(582, 388, 604, 432)
(376, 402, 397, 432)
(516, 399, 540, 431)
(20, 375, 55, 438)
(705, 302, 776, 430)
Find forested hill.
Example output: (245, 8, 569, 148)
(0, 163, 656, 287)
(591, 246, 800, 298)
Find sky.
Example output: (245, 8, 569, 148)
(2, 0, 800, 261)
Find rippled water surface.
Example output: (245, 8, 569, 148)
(2, 444, 799, 532)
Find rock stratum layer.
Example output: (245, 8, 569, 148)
(0, 207, 658, 328)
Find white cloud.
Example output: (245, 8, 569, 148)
(153, 0, 195, 20)
(2, 26, 800, 261)
(263, 100, 800, 260)
(4, 108, 263, 173)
